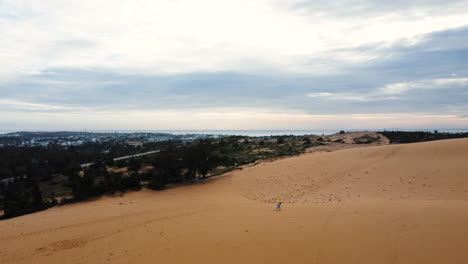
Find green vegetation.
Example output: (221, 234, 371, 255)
(1, 177, 48, 218)
(379, 131, 468, 144)
(354, 135, 380, 144)
(0, 135, 316, 219)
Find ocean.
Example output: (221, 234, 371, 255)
(1, 129, 468, 137)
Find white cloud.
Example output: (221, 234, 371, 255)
(0, 98, 93, 111)
(378, 78, 468, 95)
(0, 98, 70, 111)
(308, 77, 468, 101)
(1, 0, 468, 130)
(1, 0, 468, 81)
(306, 92, 375, 101)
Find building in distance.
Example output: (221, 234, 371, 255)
(126, 141, 143, 147)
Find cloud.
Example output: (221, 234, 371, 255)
(307, 77, 468, 103)
(0, 98, 95, 112)
(0, 98, 68, 111)
(306, 92, 379, 102)
(290, 0, 468, 16)
(1, 1, 468, 129)
(1, 0, 468, 81)
(378, 78, 468, 95)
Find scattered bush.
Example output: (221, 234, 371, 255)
(379, 131, 468, 144)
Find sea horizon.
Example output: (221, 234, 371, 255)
(1, 128, 468, 137)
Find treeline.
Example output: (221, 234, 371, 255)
(1, 136, 310, 219)
(1, 177, 49, 218)
(64, 140, 224, 200)
(0, 141, 162, 180)
(379, 131, 468, 144)
(0, 141, 164, 219)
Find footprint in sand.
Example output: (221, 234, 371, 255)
(36, 238, 88, 256)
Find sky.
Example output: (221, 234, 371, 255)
(1, 0, 468, 131)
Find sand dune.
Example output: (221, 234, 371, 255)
(1, 139, 468, 264)
(237, 138, 468, 203)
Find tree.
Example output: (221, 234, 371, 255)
(277, 137, 285, 144)
(127, 158, 141, 172)
(67, 166, 99, 201)
(121, 172, 142, 190)
(181, 140, 218, 180)
(183, 144, 199, 181)
(69, 173, 91, 200)
(2, 176, 45, 219)
(148, 170, 166, 190)
(196, 140, 213, 178)
(149, 143, 182, 188)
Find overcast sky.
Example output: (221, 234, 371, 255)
(1, 0, 468, 130)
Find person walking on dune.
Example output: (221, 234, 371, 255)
(275, 202, 282, 211)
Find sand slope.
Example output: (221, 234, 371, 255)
(238, 138, 468, 203)
(1, 139, 468, 264)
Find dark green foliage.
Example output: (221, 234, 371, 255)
(104, 158, 115, 167)
(1, 177, 45, 219)
(379, 131, 468, 144)
(277, 137, 285, 144)
(147, 139, 229, 188)
(182, 140, 219, 179)
(68, 162, 142, 200)
(148, 143, 182, 189)
(121, 173, 142, 190)
(68, 170, 98, 201)
(354, 135, 378, 144)
(147, 170, 166, 190)
(194, 140, 216, 178)
(127, 158, 142, 171)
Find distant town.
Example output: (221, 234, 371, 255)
(0, 131, 225, 148)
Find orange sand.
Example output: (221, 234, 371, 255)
(1, 138, 468, 264)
